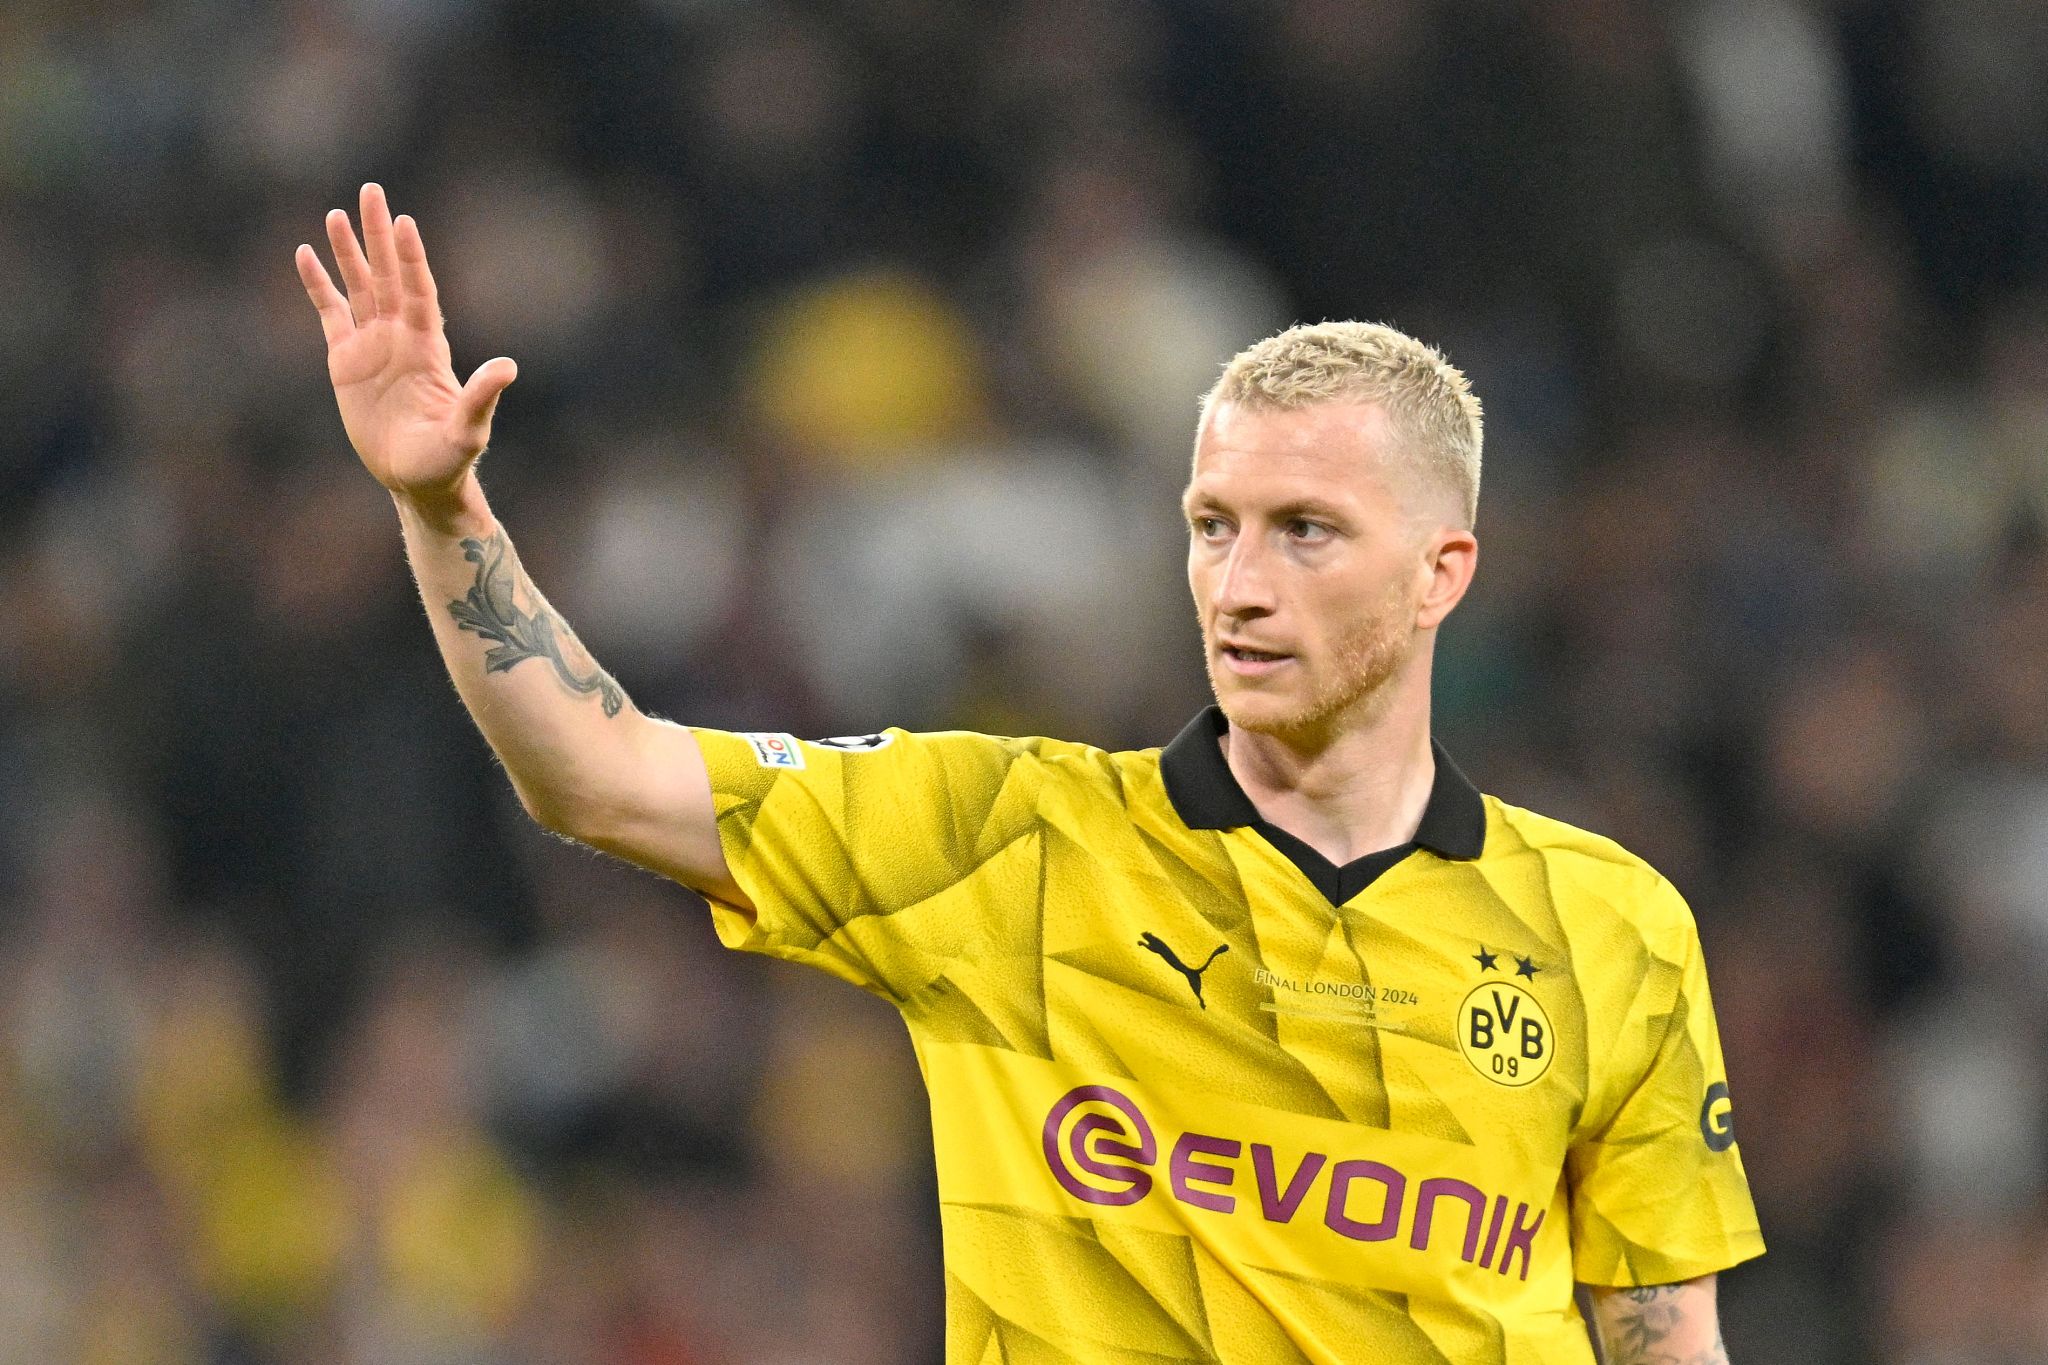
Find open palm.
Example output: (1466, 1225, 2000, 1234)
(294, 183, 516, 498)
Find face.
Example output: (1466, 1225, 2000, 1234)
(1184, 400, 1476, 743)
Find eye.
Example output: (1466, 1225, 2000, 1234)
(1285, 518, 1333, 543)
(1191, 515, 1231, 541)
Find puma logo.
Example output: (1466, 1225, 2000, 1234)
(1138, 932, 1229, 1009)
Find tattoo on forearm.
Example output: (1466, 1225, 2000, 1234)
(447, 534, 625, 717)
(1597, 1285, 1729, 1365)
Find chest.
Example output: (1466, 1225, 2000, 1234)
(1026, 828, 1590, 1163)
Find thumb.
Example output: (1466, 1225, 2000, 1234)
(454, 357, 518, 453)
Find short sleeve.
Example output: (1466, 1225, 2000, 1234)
(690, 727, 1046, 1001)
(1567, 880, 1765, 1286)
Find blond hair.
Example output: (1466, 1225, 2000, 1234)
(1202, 321, 1484, 527)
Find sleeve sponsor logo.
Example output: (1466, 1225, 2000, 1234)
(740, 732, 805, 770)
(812, 733, 895, 752)
(1700, 1081, 1736, 1152)
(1040, 1085, 1548, 1279)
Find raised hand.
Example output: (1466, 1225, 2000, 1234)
(294, 183, 517, 501)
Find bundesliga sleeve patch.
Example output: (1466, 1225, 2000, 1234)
(740, 732, 806, 769)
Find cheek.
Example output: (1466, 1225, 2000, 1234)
(1316, 567, 1408, 646)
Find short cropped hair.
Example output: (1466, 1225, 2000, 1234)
(1202, 321, 1484, 528)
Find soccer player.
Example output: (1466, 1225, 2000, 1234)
(297, 183, 1762, 1364)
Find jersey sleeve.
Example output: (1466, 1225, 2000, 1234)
(689, 728, 1046, 1001)
(1566, 879, 1765, 1286)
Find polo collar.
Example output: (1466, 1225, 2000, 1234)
(1159, 706, 1486, 861)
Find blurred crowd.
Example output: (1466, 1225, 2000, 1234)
(3, 0, 2047, 1361)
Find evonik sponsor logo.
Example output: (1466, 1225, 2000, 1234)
(1040, 1085, 1547, 1280)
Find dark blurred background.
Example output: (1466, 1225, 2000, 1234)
(3, 0, 2047, 1360)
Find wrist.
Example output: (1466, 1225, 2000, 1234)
(392, 471, 494, 539)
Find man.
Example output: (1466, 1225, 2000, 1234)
(297, 183, 1761, 1364)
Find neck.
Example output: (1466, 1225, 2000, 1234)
(1221, 678, 1436, 867)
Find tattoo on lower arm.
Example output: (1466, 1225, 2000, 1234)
(1598, 1285, 1729, 1365)
(447, 534, 625, 717)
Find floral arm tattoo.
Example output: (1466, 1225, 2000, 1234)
(446, 533, 624, 717)
(1591, 1284, 1729, 1365)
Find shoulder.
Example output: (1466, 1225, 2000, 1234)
(694, 725, 1144, 788)
(905, 732, 1177, 815)
(868, 728, 1128, 779)
(1012, 733, 1169, 802)
(881, 729, 1164, 781)
(1482, 794, 1698, 949)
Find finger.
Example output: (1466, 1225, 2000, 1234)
(359, 182, 401, 319)
(325, 208, 376, 322)
(393, 214, 441, 330)
(454, 357, 518, 452)
(294, 244, 355, 346)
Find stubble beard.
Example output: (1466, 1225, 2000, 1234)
(1205, 582, 1416, 743)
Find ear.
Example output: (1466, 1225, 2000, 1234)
(1415, 525, 1478, 630)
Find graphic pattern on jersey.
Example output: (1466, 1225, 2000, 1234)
(693, 724, 1763, 1364)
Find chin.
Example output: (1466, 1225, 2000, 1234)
(1210, 664, 1399, 742)
(1209, 678, 1314, 736)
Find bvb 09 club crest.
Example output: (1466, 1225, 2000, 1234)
(1458, 981, 1555, 1088)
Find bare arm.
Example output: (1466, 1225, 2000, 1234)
(295, 183, 744, 905)
(1583, 1276, 1727, 1365)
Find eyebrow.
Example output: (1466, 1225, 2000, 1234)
(1266, 497, 1349, 522)
(1183, 490, 1351, 523)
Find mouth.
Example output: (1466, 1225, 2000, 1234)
(1219, 643, 1294, 676)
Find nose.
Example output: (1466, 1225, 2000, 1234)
(1212, 535, 1275, 619)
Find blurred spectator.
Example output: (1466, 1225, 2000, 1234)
(3, 0, 2047, 1360)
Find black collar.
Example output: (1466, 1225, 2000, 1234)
(1159, 706, 1486, 901)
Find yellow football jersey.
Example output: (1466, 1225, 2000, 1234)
(692, 710, 1763, 1364)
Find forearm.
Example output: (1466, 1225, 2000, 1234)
(1585, 1278, 1727, 1365)
(393, 473, 645, 833)
(302, 186, 735, 897)
(385, 474, 735, 897)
